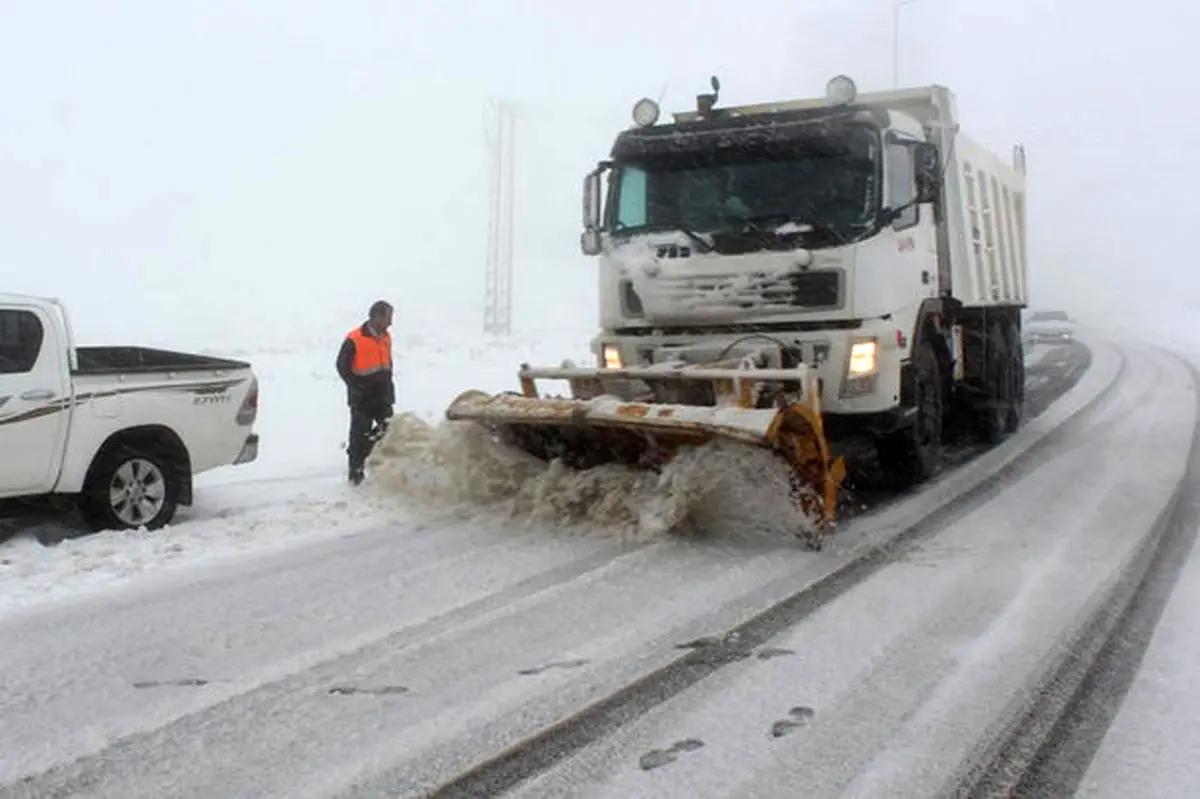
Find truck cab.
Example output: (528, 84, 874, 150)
(579, 76, 1028, 482)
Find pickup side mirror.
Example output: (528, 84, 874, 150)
(914, 142, 940, 204)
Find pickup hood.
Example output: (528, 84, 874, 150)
(605, 232, 853, 325)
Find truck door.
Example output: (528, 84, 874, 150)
(0, 305, 70, 496)
(885, 139, 938, 301)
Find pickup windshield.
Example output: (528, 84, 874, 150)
(609, 123, 880, 248)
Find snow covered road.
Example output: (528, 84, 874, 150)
(1073, 524, 1200, 799)
(0, 335, 1191, 798)
(505, 339, 1196, 799)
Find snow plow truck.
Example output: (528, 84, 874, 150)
(447, 75, 1029, 548)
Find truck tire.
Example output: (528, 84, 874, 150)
(977, 321, 1020, 443)
(1005, 322, 1025, 434)
(876, 340, 943, 485)
(79, 445, 181, 532)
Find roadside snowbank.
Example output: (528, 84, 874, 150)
(367, 412, 802, 542)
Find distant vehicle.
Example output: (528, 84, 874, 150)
(1025, 309, 1074, 344)
(0, 293, 260, 532)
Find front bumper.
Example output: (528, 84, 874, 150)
(234, 433, 260, 465)
(599, 330, 903, 416)
(1029, 330, 1074, 344)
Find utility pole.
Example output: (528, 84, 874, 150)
(483, 100, 516, 337)
(893, 0, 917, 89)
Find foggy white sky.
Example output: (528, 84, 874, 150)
(0, 0, 1195, 350)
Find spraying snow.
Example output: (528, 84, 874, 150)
(365, 413, 810, 542)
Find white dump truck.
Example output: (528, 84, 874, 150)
(0, 293, 260, 532)
(448, 75, 1029, 545)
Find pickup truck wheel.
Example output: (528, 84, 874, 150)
(80, 449, 180, 532)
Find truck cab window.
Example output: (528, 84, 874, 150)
(0, 309, 44, 374)
(886, 142, 919, 230)
(616, 166, 648, 228)
(610, 125, 879, 245)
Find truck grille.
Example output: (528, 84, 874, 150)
(788, 271, 840, 307)
(652, 269, 841, 312)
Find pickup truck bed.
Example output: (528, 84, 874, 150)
(74, 346, 250, 375)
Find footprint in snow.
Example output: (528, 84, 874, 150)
(517, 659, 590, 676)
(674, 635, 757, 665)
(132, 678, 211, 689)
(769, 706, 816, 738)
(327, 685, 409, 696)
(755, 647, 795, 661)
(676, 636, 722, 651)
(638, 738, 705, 771)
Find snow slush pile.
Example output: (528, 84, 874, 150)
(365, 412, 811, 541)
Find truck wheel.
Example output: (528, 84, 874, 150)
(80, 446, 180, 532)
(877, 341, 943, 485)
(978, 322, 1019, 443)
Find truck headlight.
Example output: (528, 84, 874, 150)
(847, 339, 879, 376)
(602, 344, 623, 370)
(841, 338, 880, 398)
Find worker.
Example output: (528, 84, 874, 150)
(336, 300, 395, 485)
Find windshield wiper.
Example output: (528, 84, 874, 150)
(616, 222, 713, 254)
(724, 213, 847, 245)
(676, 227, 714, 254)
(735, 213, 807, 232)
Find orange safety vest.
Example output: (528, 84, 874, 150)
(345, 326, 392, 377)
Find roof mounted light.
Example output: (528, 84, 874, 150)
(696, 75, 721, 119)
(632, 98, 660, 127)
(825, 74, 857, 105)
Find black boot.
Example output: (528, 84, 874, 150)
(349, 466, 365, 486)
(367, 419, 390, 445)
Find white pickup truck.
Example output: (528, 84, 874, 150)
(0, 293, 260, 532)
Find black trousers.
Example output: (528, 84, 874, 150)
(348, 404, 391, 473)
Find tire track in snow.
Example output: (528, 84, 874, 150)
(0, 531, 649, 790)
(959, 349, 1200, 799)
(413, 341, 1127, 798)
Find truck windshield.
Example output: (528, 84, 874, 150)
(609, 123, 879, 245)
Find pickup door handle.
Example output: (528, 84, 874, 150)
(19, 389, 56, 402)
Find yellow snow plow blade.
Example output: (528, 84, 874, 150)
(445, 361, 846, 544)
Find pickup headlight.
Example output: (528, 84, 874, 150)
(602, 344, 623, 370)
(847, 339, 879, 376)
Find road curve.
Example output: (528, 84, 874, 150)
(498, 337, 1195, 799)
(0, 336, 1169, 799)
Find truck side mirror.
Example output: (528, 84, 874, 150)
(582, 171, 602, 231)
(580, 229, 602, 256)
(581, 164, 608, 256)
(914, 143, 940, 204)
